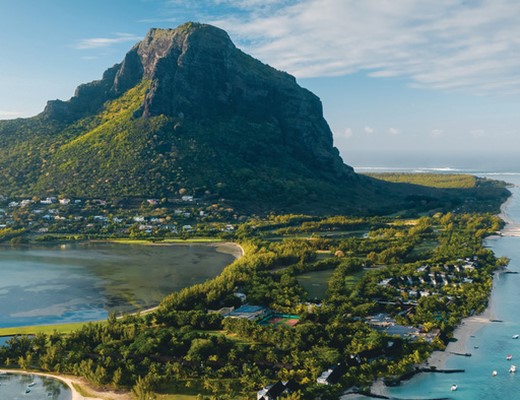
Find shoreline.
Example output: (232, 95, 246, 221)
(370, 189, 514, 397)
(0, 369, 131, 400)
(499, 186, 520, 236)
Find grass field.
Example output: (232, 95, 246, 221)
(364, 172, 477, 188)
(108, 237, 225, 244)
(0, 320, 103, 337)
(297, 269, 365, 300)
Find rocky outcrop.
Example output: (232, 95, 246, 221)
(42, 22, 353, 179)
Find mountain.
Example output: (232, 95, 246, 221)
(0, 23, 508, 214)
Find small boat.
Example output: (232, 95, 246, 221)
(510, 365, 517, 373)
(28, 382, 36, 387)
(507, 354, 513, 360)
(513, 334, 519, 339)
(450, 384, 458, 391)
(25, 388, 31, 394)
(493, 370, 498, 376)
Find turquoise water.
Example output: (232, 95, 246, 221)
(385, 173, 520, 399)
(0, 242, 235, 329)
(0, 373, 71, 399)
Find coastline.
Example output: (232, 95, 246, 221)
(370, 189, 513, 397)
(1, 369, 131, 400)
(499, 192, 520, 237)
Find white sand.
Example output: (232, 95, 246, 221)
(2, 369, 131, 400)
(499, 193, 520, 237)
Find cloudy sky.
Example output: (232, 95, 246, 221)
(1, 0, 520, 170)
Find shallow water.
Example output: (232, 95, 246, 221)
(0, 373, 71, 400)
(386, 173, 520, 399)
(0, 242, 235, 328)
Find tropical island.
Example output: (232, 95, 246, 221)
(0, 22, 513, 400)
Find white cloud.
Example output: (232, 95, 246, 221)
(200, 0, 520, 96)
(389, 127, 400, 135)
(364, 126, 375, 135)
(431, 129, 444, 138)
(343, 127, 353, 138)
(0, 110, 25, 119)
(75, 33, 142, 50)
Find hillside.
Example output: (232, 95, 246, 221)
(0, 23, 509, 214)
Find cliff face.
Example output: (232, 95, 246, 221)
(43, 23, 352, 180)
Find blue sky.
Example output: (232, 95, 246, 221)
(1, 0, 520, 170)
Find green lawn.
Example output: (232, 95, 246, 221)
(297, 269, 365, 300)
(0, 320, 103, 337)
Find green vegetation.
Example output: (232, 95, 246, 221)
(0, 211, 507, 399)
(0, 321, 97, 336)
(365, 173, 477, 188)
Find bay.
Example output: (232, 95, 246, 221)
(0, 373, 71, 400)
(0, 242, 236, 329)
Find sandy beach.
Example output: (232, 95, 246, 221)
(499, 191, 520, 237)
(2, 369, 131, 400)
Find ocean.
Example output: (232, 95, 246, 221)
(361, 171, 520, 400)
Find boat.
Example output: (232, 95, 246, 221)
(450, 384, 458, 391)
(25, 388, 31, 394)
(28, 382, 36, 387)
(512, 334, 519, 339)
(493, 370, 498, 376)
(507, 354, 513, 360)
(510, 365, 517, 373)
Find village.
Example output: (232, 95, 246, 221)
(0, 195, 239, 240)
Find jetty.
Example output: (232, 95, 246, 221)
(449, 351, 472, 357)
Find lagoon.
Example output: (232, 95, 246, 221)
(0, 373, 71, 400)
(0, 242, 236, 329)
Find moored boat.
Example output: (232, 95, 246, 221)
(450, 384, 458, 391)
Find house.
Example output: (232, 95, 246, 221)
(182, 225, 193, 231)
(257, 381, 296, 400)
(224, 305, 269, 321)
(378, 278, 393, 287)
(225, 224, 235, 232)
(234, 292, 247, 303)
(317, 363, 347, 385)
(59, 198, 71, 205)
(181, 195, 194, 202)
(147, 199, 159, 205)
